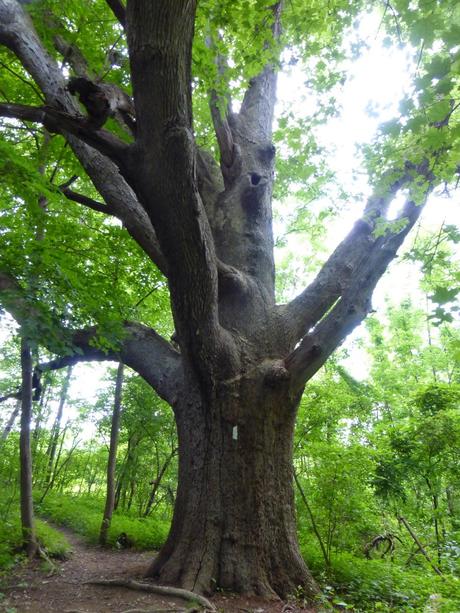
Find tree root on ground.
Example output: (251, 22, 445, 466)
(121, 608, 201, 612)
(66, 609, 197, 613)
(37, 545, 57, 576)
(84, 578, 216, 611)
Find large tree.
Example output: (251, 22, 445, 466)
(0, 0, 458, 600)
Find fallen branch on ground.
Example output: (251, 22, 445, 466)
(84, 579, 216, 611)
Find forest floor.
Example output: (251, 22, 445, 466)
(0, 525, 316, 613)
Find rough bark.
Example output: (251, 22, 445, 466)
(19, 336, 38, 558)
(100, 362, 124, 546)
(147, 372, 317, 599)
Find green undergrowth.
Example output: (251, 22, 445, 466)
(0, 513, 70, 572)
(300, 538, 460, 612)
(35, 492, 169, 550)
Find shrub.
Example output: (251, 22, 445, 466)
(300, 538, 460, 611)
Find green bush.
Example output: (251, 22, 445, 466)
(36, 492, 169, 550)
(0, 495, 71, 571)
(299, 538, 460, 611)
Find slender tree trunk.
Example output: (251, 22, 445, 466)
(31, 376, 49, 459)
(19, 336, 38, 558)
(1, 398, 21, 442)
(100, 362, 124, 546)
(114, 432, 139, 510)
(44, 365, 72, 487)
(293, 470, 330, 569)
(398, 516, 443, 577)
(432, 493, 442, 568)
(144, 448, 177, 517)
(147, 376, 318, 599)
(126, 479, 135, 512)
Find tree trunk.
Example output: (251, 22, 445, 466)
(1, 398, 21, 442)
(100, 362, 124, 546)
(144, 447, 177, 517)
(44, 365, 72, 487)
(147, 376, 317, 599)
(19, 336, 38, 558)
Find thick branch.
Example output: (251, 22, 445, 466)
(105, 0, 126, 28)
(0, 102, 127, 162)
(280, 175, 408, 344)
(285, 195, 427, 392)
(0, 0, 163, 273)
(39, 323, 183, 406)
(238, 2, 282, 143)
(63, 139, 168, 276)
(0, 0, 72, 108)
(0, 271, 182, 404)
(126, 1, 238, 380)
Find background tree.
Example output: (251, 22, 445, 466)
(0, 0, 459, 599)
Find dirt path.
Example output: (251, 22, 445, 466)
(0, 524, 315, 613)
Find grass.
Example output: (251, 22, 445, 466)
(35, 492, 170, 550)
(0, 513, 71, 572)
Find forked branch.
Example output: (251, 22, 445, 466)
(280, 173, 409, 343)
(285, 191, 430, 393)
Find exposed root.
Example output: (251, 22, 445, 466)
(64, 607, 203, 613)
(85, 578, 216, 611)
(37, 545, 57, 575)
(121, 609, 200, 613)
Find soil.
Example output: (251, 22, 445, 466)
(0, 524, 316, 613)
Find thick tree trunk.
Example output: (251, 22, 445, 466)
(147, 375, 317, 599)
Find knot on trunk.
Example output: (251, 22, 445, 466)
(264, 360, 290, 388)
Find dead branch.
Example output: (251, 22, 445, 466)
(84, 579, 216, 611)
(398, 516, 443, 577)
(364, 533, 402, 559)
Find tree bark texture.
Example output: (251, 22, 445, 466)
(100, 362, 124, 546)
(0, 0, 438, 599)
(148, 376, 316, 598)
(19, 336, 38, 558)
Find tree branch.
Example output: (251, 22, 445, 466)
(60, 186, 113, 215)
(38, 323, 183, 406)
(105, 0, 126, 28)
(0, 102, 128, 163)
(0, 271, 182, 405)
(238, 2, 283, 143)
(206, 34, 238, 183)
(126, 1, 239, 381)
(285, 192, 428, 393)
(0, 0, 165, 274)
(279, 173, 409, 344)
